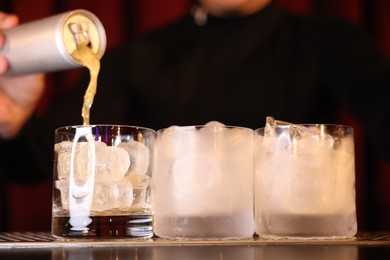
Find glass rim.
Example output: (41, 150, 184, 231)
(254, 123, 353, 131)
(55, 124, 156, 133)
(157, 124, 254, 134)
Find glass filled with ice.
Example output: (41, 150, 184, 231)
(51, 125, 155, 239)
(254, 117, 357, 239)
(152, 122, 254, 239)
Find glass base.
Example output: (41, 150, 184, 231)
(52, 214, 153, 239)
(257, 234, 357, 241)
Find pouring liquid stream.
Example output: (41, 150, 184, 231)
(71, 44, 100, 126)
(67, 23, 101, 230)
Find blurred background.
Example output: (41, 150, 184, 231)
(0, 0, 389, 233)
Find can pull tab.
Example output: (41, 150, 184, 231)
(68, 22, 91, 47)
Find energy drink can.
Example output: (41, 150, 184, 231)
(0, 9, 106, 75)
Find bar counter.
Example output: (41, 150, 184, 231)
(0, 231, 389, 259)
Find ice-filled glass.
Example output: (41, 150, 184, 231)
(254, 118, 357, 239)
(152, 122, 254, 239)
(52, 125, 155, 238)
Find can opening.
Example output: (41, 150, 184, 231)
(62, 10, 106, 62)
(68, 22, 92, 48)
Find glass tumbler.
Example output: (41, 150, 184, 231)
(254, 123, 357, 239)
(51, 125, 155, 239)
(152, 123, 254, 239)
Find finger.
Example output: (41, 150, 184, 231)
(0, 32, 4, 49)
(0, 56, 9, 74)
(0, 33, 8, 74)
(0, 12, 19, 30)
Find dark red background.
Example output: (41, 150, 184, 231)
(0, 0, 389, 232)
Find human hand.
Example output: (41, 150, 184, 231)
(0, 11, 45, 139)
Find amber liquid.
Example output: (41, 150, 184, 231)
(52, 215, 153, 239)
(70, 44, 100, 125)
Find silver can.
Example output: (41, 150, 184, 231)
(0, 9, 106, 75)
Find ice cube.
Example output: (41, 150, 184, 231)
(128, 174, 150, 188)
(95, 146, 130, 181)
(260, 117, 354, 214)
(171, 154, 241, 215)
(185, 121, 229, 156)
(56, 140, 107, 180)
(117, 177, 134, 209)
(265, 116, 308, 141)
(72, 142, 94, 181)
(205, 120, 225, 127)
(265, 116, 291, 126)
(54, 140, 73, 153)
(299, 127, 334, 154)
(91, 180, 120, 212)
(56, 141, 74, 180)
(223, 126, 253, 151)
(199, 121, 226, 146)
(172, 154, 220, 200)
(55, 179, 69, 210)
(57, 178, 134, 212)
(73, 141, 107, 181)
(119, 141, 150, 176)
(264, 116, 335, 152)
(265, 117, 291, 143)
(158, 125, 198, 159)
(57, 140, 130, 182)
(57, 151, 72, 180)
(127, 175, 150, 208)
(264, 116, 291, 137)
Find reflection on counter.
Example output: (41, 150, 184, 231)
(50, 245, 357, 260)
(51, 247, 153, 260)
(152, 246, 255, 260)
(256, 245, 357, 260)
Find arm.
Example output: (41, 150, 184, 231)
(0, 12, 49, 183)
(0, 11, 45, 139)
